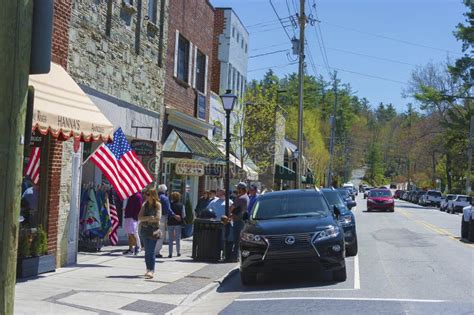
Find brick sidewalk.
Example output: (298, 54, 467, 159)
(14, 238, 237, 315)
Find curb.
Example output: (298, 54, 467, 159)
(166, 264, 239, 315)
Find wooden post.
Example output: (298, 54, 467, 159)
(0, 1, 33, 314)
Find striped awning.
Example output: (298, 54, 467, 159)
(29, 62, 114, 142)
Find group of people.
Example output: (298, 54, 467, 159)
(123, 184, 184, 279)
(117, 181, 260, 279)
(193, 182, 260, 262)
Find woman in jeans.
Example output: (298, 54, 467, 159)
(168, 192, 184, 258)
(138, 188, 161, 279)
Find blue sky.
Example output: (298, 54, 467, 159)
(211, 0, 467, 112)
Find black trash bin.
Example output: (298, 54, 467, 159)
(192, 218, 223, 261)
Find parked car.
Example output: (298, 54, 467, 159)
(447, 195, 472, 214)
(367, 189, 395, 212)
(440, 194, 456, 211)
(240, 189, 347, 285)
(401, 191, 410, 200)
(321, 188, 358, 256)
(337, 188, 357, 208)
(394, 190, 403, 199)
(416, 191, 428, 205)
(419, 190, 442, 207)
(343, 183, 358, 196)
(363, 187, 373, 199)
(389, 184, 397, 189)
(461, 202, 474, 241)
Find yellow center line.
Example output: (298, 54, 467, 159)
(396, 208, 474, 248)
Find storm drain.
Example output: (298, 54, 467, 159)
(120, 300, 176, 314)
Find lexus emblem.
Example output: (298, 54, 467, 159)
(285, 236, 296, 245)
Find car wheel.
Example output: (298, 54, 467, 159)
(346, 239, 358, 257)
(390, 208, 394, 212)
(332, 265, 347, 282)
(461, 217, 469, 239)
(240, 270, 257, 285)
(468, 220, 474, 243)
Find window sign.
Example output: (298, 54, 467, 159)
(176, 161, 205, 176)
(196, 92, 206, 120)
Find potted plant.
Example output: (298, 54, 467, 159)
(17, 226, 56, 278)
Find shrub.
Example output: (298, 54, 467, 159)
(18, 232, 31, 258)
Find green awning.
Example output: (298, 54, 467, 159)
(163, 129, 225, 161)
(275, 164, 296, 181)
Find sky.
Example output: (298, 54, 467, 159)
(210, 0, 467, 112)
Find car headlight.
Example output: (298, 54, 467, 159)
(368, 199, 375, 203)
(241, 232, 267, 245)
(386, 199, 394, 203)
(338, 214, 353, 226)
(313, 226, 340, 242)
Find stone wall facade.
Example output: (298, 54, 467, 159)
(164, 0, 215, 119)
(68, 0, 168, 116)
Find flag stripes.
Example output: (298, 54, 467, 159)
(25, 147, 40, 184)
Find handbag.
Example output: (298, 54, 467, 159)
(141, 223, 161, 240)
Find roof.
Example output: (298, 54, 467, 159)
(259, 189, 322, 198)
(175, 130, 224, 160)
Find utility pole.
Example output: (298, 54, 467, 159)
(327, 72, 338, 187)
(0, 1, 33, 314)
(467, 115, 473, 194)
(296, 0, 305, 189)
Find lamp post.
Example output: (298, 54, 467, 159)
(220, 90, 237, 216)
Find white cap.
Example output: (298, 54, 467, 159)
(158, 184, 168, 193)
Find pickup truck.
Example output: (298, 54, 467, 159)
(419, 190, 443, 207)
(461, 204, 474, 242)
(447, 195, 472, 214)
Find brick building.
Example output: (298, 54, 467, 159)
(161, 0, 225, 210)
(25, 0, 114, 270)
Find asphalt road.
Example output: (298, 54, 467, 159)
(188, 193, 474, 315)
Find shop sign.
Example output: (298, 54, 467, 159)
(30, 134, 43, 147)
(176, 161, 205, 176)
(131, 140, 155, 156)
(205, 165, 222, 177)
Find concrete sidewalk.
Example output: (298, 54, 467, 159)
(14, 238, 237, 315)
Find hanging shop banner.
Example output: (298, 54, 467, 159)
(131, 140, 155, 156)
(196, 92, 206, 120)
(205, 165, 222, 177)
(175, 160, 205, 176)
(30, 134, 44, 147)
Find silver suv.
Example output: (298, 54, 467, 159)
(461, 203, 474, 242)
(419, 190, 442, 207)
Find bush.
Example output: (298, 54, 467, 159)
(18, 233, 31, 258)
(31, 226, 48, 257)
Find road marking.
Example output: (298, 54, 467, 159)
(235, 297, 447, 303)
(398, 209, 474, 248)
(242, 288, 357, 295)
(354, 254, 360, 289)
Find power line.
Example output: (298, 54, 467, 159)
(269, 0, 293, 41)
(315, 63, 408, 85)
(249, 49, 290, 59)
(326, 47, 416, 67)
(251, 42, 289, 52)
(246, 19, 281, 28)
(248, 61, 298, 73)
(322, 21, 462, 56)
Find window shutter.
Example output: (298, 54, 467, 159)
(204, 54, 209, 95)
(173, 30, 179, 77)
(188, 42, 193, 85)
(193, 46, 197, 88)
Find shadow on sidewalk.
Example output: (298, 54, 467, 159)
(106, 275, 142, 279)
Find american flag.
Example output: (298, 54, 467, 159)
(108, 193, 119, 245)
(90, 128, 152, 200)
(25, 147, 40, 184)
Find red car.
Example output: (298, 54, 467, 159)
(367, 189, 395, 212)
(394, 190, 402, 199)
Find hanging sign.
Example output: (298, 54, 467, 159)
(30, 134, 44, 147)
(175, 160, 205, 176)
(205, 165, 222, 177)
(131, 140, 155, 156)
(196, 92, 206, 120)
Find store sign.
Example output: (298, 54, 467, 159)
(30, 135, 43, 147)
(176, 161, 205, 176)
(205, 165, 222, 177)
(131, 140, 155, 156)
(196, 92, 206, 120)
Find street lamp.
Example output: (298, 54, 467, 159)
(220, 90, 237, 216)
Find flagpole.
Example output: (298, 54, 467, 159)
(80, 144, 102, 167)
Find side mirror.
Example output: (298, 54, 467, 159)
(333, 205, 341, 217)
(347, 200, 356, 210)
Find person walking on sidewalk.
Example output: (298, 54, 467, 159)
(123, 192, 143, 255)
(138, 188, 162, 279)
(168, 192, 184, 258)
(229, 182, 249, 261)
(154, 184, 180, 258)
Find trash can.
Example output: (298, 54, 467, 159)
(192, 218, 223, 261)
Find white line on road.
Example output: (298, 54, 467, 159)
(235, 297, 447, 303)
(354, 254, 360, 289)
(242, 288, 357, 295)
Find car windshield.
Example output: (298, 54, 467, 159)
(447, 195, 455, 200)
(337, 189, 350, 198)
(252, 192, 331, 220)
(428, 191, 442, 197)
(369, 190, 392, 197)
(322, 191, 345, 207)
